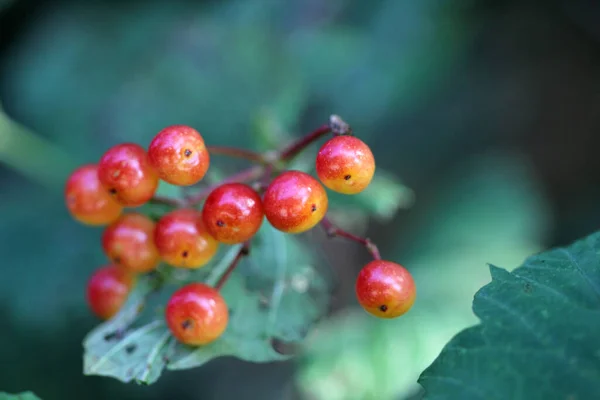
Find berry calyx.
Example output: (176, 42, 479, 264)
(263, 170, 328, 234)
(202, 183, 264, 244)
(97, 143, 159, 207)
(148, 125, 210, 186)
(355, 260, 416, 319)
(65, 164, 123, 225)
(315, 135, 375, 194)
(86, 265, 135, 320)
(154, 209, 219, 269)
(102, 213, 160, 273)
(165, 283, 228, 346)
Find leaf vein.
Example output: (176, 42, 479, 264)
(477, 292, 543, 342)
(559, 248, 600, 300)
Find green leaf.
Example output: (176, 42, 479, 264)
(288, 156, 414, 223)
(169, 223, 330, 370)
(83, 276, 174, 384)
(419, 232, 600, 400)
(0, 392, 41, 400)
(327, 169, 415, 222)
(83, 224, 331, 382)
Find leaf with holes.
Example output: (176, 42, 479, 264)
(83, 275, 174, 384)
(168, 223, 331, 370)
(419, 231, 600, 400)
(82, 224, 331, 382)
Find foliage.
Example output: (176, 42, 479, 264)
(419, 231, 600, 400)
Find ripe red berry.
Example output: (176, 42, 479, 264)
(154, 209, 219, 269)
(355, 260, 416, 319)
(202, 183, 264, 244)
(65, 164, 123, 225)
(148, 125, 210, 186)
(86, 265, 135, 320)
(97, 143, 159, 207)
(165, 283, 228, 346)
(263, 170, 328, 234)
(102, 213, 160, 273)
(315, 135, 375, 194)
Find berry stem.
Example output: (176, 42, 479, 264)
(215, 242, 251, 290)
(279, 124, 331, 161)
(207, 146, 266, 164)
(184, 165, 266, 207)
(148, 195, 186, 208)
(320, 216, 382, 260)
(278, 115, 353, 162)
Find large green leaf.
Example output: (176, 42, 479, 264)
(83, 223, 331, 383)
(0, 392, 41, 400)
(419, 232, 600, 400)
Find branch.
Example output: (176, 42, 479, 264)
(320, 216, 381, 260)
(215, 242, 251, 290)
(184, 165, 266, 207)
(207, 146, 266, 164)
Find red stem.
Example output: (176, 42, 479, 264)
(320, 216, 382, 260)
(207, 146, 266, 164)
(148, 195, 186, 208)
(215, 242, 251, 290)
(279, 124, 331, 161)
(184, 165, 266, 207)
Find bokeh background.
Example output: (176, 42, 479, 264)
(1, 0, 600, 399)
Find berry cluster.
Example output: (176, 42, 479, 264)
(66, 117, 416, 347)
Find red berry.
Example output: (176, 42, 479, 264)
(202, 183, 264, 244)
(355, 260, 416, 319)
(154, 209, 219, 269)
(148, 125, 210, 186)
(86, 265, 135, 320)
(102, 213, 160, 273)
(263, 170, 328, 234)
(165, 283, 228, 346)
(97, 143, 159, 207)
(316, 135, 375, 194)
(65, 164, 123, 225)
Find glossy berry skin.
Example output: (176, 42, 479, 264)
(263, 170, 328, 234)
(102, 213, 160, 273)
(97, 143, 159, 207)
(154, 209, 219, 269)
(86, 265, 135, 320)
(165, 283, 228, 346)
(202, 183, 264, 244)
(148, 125, 210, 186)
(355, 260, 416, 319)
(316, 135, 375, 195)
(65, 164, 123, 225)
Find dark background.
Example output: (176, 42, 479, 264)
(1, 0, 599, 399)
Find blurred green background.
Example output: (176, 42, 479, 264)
(1, 0, 600, 399)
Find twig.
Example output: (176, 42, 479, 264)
(215, 242, 251, 290)
(320, 216, 381, 260)
(148, 196, 186, 208)
(184, 165, 266, 207)
(279, 124, 331, 161)
(207, 146, 266, 164)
